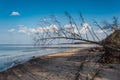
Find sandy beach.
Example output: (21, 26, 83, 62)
(0, 48, 120, 80)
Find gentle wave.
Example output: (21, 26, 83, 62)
(0, 44, 98, 72)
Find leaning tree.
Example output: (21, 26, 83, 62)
(33, 12, 120, 80)
(33, 12, 120, 63)
(101, 17, 120, 63)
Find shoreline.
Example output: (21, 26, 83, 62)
(0, 48, 86, 80)
(0, 47, 120, 80)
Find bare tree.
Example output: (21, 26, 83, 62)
(33, 14, 119, 53)
(33, 13, 103, 47)
(33, 13, 120, 80)
(103, 17, 120, 31)
(33, 13, 120, 50)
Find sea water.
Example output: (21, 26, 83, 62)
(0, 44, 97, 72)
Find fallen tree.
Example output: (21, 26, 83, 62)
(33, 13, 120, 80)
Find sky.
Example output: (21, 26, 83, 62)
(0, 0, 120, 44)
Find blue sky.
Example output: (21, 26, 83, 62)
(0, 0, 120, 44)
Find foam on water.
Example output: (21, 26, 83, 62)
(0, 44, 97, 72)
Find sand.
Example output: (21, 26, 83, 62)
(0, 48, 120, 80)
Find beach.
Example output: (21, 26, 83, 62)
(0, 48, 120, 80)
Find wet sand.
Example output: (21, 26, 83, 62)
(0, 48, 120, 80)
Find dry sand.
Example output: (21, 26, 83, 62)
(0, 48, 120, 80)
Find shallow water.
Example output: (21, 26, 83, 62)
(0, 44, 98, 72)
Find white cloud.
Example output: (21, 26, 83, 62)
(16, 24, 58, 35)
(18, 27, 27, 33)
(47, 24, 58, 31)
(35, 27, 43, 33)
(18, 27, 36, 35)
(11, 11, 20, 16)
(8, 28, 16, 32)
(8, 23, 93, 36)
(94, 29, 106, 34)
(80, 23, 91, 34)
(64, 24, 78, 34)
(63, 23, 91, 34)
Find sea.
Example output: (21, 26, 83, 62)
(0, 44, 97, 72)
